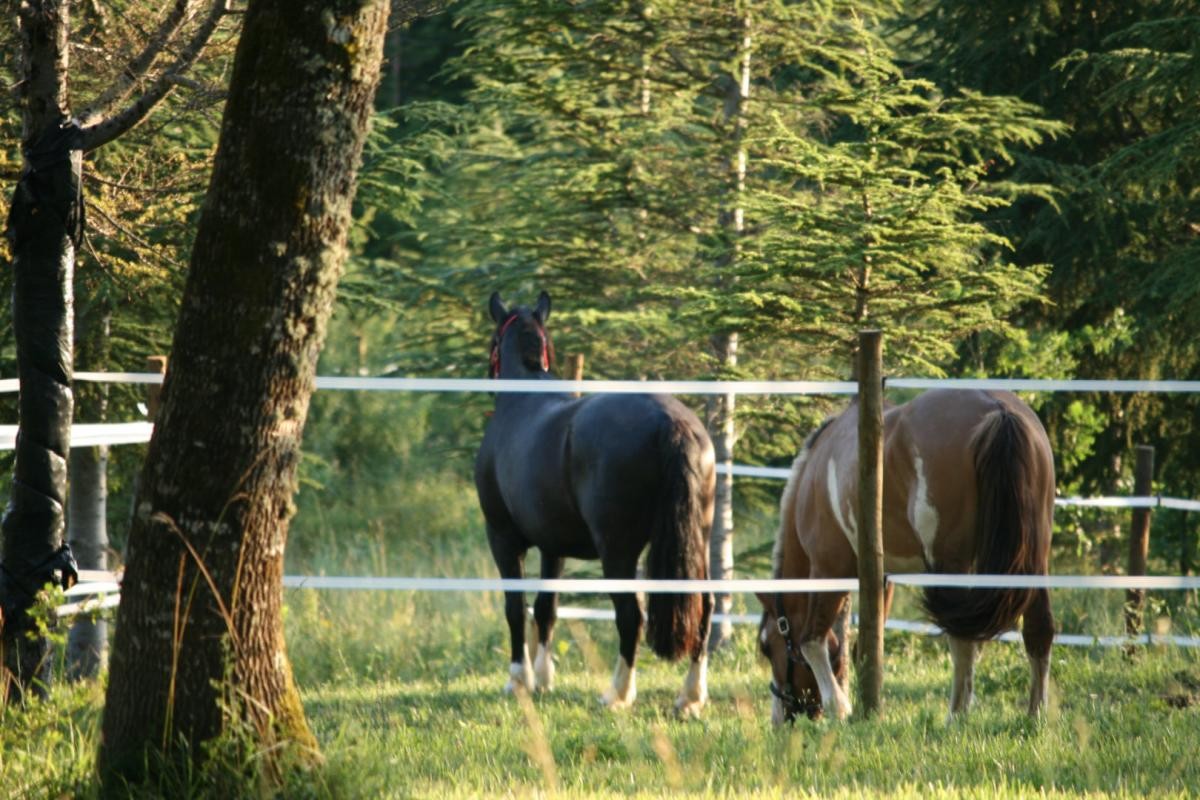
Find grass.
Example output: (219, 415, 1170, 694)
(6, 571, 1198, 799)
(5, 479, 1199, 799)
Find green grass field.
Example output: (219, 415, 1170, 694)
(4, 561, 1199, 799)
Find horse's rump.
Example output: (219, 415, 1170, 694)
(922, 401, 1052, 640)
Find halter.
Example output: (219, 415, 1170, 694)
(489, 313, 550, 378)
(768, 592, 814, 721)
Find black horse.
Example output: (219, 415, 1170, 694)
(475, 291, 715, 716)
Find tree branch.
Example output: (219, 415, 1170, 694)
(79, 0, 230, 152)
(76, 0, 194, 127)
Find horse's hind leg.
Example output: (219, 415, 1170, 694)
(486, 524, 533, 693)
(532, 555, 565, 691)
(799, 590, 853, 720)
(602, 556, 642, 709)
(675, 590, 713, 719)
(1022, 588, 1054, 715)
(947, 637, 979, 718)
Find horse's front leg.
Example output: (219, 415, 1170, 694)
(487, 525, 533, 693)
(799, 590, 853, 720)
(675, 589, 713, 719)
(532, 554, 565, 691)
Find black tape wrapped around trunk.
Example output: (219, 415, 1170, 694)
(1, 119, 83, 699)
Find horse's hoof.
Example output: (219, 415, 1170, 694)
(533, 645, 555, 692)
(506, 662, 535, 695)
(600, 690, 635, 711)
(674, 697, 705, 720)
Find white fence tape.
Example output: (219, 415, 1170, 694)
(62, 573, 1200, 646)
(62, 571, 1200, 596)
(279, 576, 860, 593)
(4, 372, 1200, 395)
(56, 594, 121, 619)
(550, 606, 1200, 648)
(5, 423, 1198, 513)
(278, 574, 1200, 593)
(0, 422, 154, 451)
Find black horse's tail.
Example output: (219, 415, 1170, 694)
(923, 406, 1049, 641)
(645, 418, 713, 662)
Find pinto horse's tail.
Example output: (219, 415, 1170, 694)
(645, 417, 714, 662)
(923, 405, 1051, 641)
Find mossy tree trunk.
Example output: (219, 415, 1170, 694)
(99, 0, 389, 781)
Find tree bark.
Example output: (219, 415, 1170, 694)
(1, 0, 81, 704)
(99, 0, 389, 782)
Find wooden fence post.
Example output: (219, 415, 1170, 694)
(146, 355, 168, 420)
(1182, 510, 1195, 607)
(1125, 444, 1155, 638)
(856, 330, 885, 717)
(568, 353, 584, 398)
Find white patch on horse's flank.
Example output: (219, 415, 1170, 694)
(602, 655, 637, 709)
(533, 642, 555, 691)
(827, 458, 858, 553)
(909, 451, 940, 565)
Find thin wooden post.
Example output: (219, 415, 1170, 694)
(568, 353, 584, 398)
(146, 355, 167, 420)
(1125, 445, 1155, 637)
(1182, 511, 1195, 607)
(856, 330, 885, 717)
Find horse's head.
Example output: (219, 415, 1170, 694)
(488, 291, 555, 378)
(755, 593, 841, 723)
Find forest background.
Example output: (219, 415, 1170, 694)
(1, 0, 1197, 600)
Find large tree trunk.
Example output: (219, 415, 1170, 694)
(99, 0, 389, 782)
(0, 0, 81, 704)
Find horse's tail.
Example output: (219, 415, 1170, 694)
(645, 418, 713, 662)
(923, 405, 1050, 641)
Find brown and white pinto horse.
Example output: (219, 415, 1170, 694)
(758, 389, 1055, 723)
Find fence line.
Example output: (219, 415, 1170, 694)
(549, 606, 1200, 649)
(5, 422, 1199, 512)
(59, 572, 1200, 647)
(64, 571, 1200, 595)
(4, 372, 1200, 396)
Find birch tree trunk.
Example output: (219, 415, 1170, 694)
(99, 0, 389, 782)
(707, 8, 750, 651)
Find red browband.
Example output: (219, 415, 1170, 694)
(489, 313, 549, 377)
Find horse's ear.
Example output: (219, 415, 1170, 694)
(489, 292, 507, 323)
(534, 291, 551, 324)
